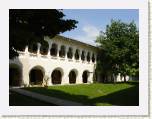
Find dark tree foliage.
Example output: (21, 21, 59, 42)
(9, 9, 78, 59)
(96, 20, 139, 82)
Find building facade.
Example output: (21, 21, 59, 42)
(9, 35, 98, 87)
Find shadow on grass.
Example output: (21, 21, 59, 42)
(103, 81, 139, 86)
(25, 83, 139, 106)
(90, 85, 139, 106)
(9, 91, 56, 106)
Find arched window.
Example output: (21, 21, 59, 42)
(40, 42, 49, 55)
(75, 49, 79, 60)
(92, 53, 95, 62)
(28, 42, 38, 54)
(59, 45, 66, 58)
(50, 43, 58, 56)
(67, 47, 73, 59)
(81, 51, 85, 61)
(87, 52, 90, 62)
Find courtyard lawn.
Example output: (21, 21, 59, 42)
(24, 82, 139, 106)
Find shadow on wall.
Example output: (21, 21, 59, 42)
(25, 83, 139, 106)
(9, 58, 23, 87)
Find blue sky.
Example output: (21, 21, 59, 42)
(60, 9, 139, 46)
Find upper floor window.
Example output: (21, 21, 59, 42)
(67, 47, 73, 59)
(50, 43, 57, 56)
(59, 45, 66, 58)
(75, 49, 79, 60)
(87, 52, 90, 62)
(81, 51, 85, 61)
(40, 42, 49, 55)
(92, 53, 95, 63)
(28, 42, 38, 54)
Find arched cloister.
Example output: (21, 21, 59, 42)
(51, 67, 64, 85)
(69, 69, 78, 84)
(9, 64, 22, 86)
(29, 66, 45, 85)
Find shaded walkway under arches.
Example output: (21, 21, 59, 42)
(9, 66, 21, 86)
(69, 70, 77, 84)
(82, 70, 89, 83)
(51, 70, 62, 84)
(29, 67, 44, 85)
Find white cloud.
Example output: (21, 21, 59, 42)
(75, 25, 100, 46)
(83, 25, 100, 38)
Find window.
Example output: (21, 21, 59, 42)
(28, 43, 38, 54)
(81, 51, 85, 61)
(67, 47, 73, 59)
(40, 42, 49, 55)
(59, 45, 66, 58)
(75, 49, 79, 60)
(92, 53, 95, 62)
(50, 43, 58, 56)
(87, 52, 90, 62)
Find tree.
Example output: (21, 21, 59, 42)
(96, 20, 139, 82)
(9, 9, 78, 59)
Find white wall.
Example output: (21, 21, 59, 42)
(9, 36, 98, 86)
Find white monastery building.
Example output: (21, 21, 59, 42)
(9, 35, 98, 87)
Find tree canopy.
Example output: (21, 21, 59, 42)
(96, 20, 139, 82)
(9, 9, 78, 59)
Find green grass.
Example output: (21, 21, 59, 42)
(9, 91, 56, 106)
(24, 82, 139, 106)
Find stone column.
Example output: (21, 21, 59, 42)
(61, 70, 69, 85)
(37, 43, 41, 57)
(65, 46, 68, 59)
(94, 53, 97, 64)
(24, 46, 29, 56)
(22, 61, 30, 86)
(90, 52, 93, 63)
(45, 71, 52, 86)
(47, 42, 52, 58)
(77, 71, 83, 84)
(57, 44, 61, 57)
(79, 50, 82, 62)
(88, 72, 94, 83)
(72, 47, 76, 60)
